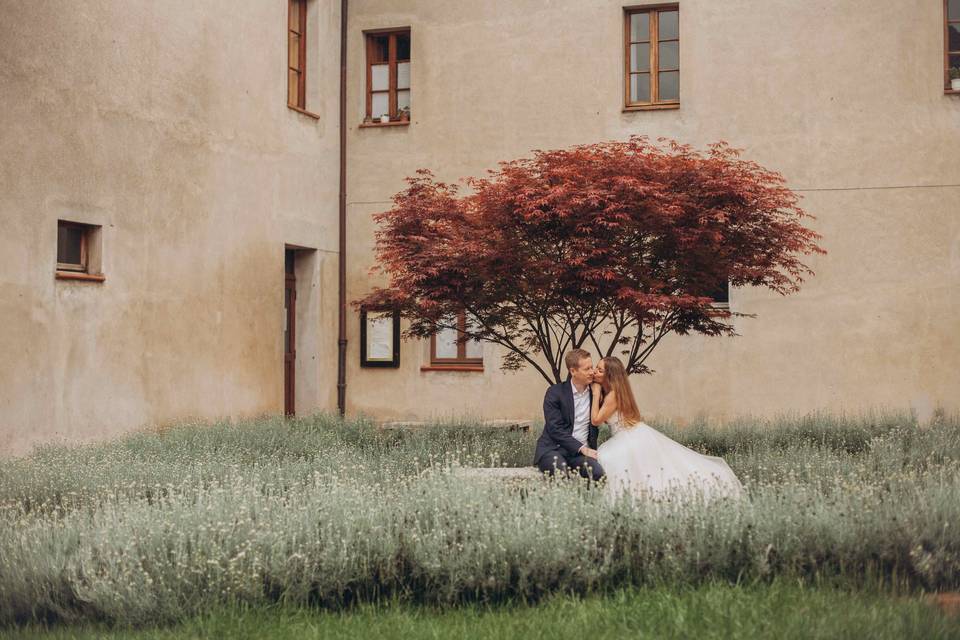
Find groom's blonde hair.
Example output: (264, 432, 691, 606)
(565, 348, 591, 373)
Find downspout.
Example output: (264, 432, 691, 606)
(337, 0, 348, 416)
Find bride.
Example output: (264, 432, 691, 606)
(592, 356, 743, 501)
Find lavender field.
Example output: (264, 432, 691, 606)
(1, 411, 958, 627)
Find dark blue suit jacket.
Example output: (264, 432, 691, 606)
(533, 381, 598, 464)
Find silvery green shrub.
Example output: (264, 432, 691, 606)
(0, 411, 957, 625)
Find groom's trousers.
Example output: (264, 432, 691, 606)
(537, 448, 604, 481)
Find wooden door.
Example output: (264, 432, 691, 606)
(284, 250, 296, 416)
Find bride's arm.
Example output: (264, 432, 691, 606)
(590, 388, 618, 426)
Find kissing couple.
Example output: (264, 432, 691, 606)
(533, 348, 743, 500)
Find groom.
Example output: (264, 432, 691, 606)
(533, 348, 605, 480)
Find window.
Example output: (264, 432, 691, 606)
(429, 311, 483, 369)
(56, 220, 104, 281)
(709, 279, 729, 306)
(624, 5, 679, 109)
(947, 0, 960, 92)
(287, 0, 308, 110)
(287, 0, 319, 117)
(364, 29, 411, 124)
(57, 222, 87, 272)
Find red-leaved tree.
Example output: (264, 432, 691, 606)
(357, 136, 825, 384)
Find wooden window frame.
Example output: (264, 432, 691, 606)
(287, 0, 319, 118)
(288, 0, 307, 109)
(946, 0, 960, 93)
(55, 220, 105, 282)
(360, 307, 401, 368)
(424, 311, 484, 371)
(56, 220, 88, 273)
(285, 250, 297, 415)
(624, 4, 680, 111)
(362, 28, 411, 126)
(709, 279, 730, 308)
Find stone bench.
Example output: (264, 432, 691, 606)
(450, 466, 543, 481)
(379, 419, 533, 433)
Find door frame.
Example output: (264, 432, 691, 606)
(284, 249, 297, 416)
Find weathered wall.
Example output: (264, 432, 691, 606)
(0, 0, 342, 455)
(344, 0, 960, 424)
(2, 0, 957, 456)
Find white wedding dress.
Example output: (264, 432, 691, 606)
(597, 412, 744, 502)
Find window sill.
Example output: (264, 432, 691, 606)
(288, 104, 320, 119)
(359, 120, 410, 129)
(623, 103, 680, 112)
(945, 89, 960, 95)
(56, 271, 105, 282)
(420, 365, 484, 373)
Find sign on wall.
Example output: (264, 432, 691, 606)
(360, 307, 400, 368)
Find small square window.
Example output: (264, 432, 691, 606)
(57, 223, 86, 271)
(56, 220, 104, 281)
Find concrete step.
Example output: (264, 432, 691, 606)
(450, 466, 543, 480)
(379, 420, 532, 432)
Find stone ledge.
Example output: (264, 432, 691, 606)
(450, 466, 543, 481)
(379, 420, 532, 432)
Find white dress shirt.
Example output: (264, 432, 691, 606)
(570, 380, 591, 447)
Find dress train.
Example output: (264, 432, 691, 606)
(597, 414, 743, 502)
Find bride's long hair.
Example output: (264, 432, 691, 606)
(601, 356, 643, 427)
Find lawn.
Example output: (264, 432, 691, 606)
(0, 411, 958, 635)
(6, 582, 959, 640)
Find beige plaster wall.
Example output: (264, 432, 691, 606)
(0, 0, 342, 455)
(1, 0, 957, 456)
(344, 0, 960, 425)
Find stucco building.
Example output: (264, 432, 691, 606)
(2, 1, 959, 455)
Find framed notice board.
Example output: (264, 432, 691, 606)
(360, 307, 400, 368)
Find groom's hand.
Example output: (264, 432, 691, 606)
(579, 446, 599, 460)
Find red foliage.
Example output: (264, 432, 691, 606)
(357, 136, 825, 384)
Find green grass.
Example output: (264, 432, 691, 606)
(1, 410, 958, 629)
(6, 581, 959, 640)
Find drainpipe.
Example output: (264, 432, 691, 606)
(337, 0, 348, 416)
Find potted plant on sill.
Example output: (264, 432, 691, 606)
(398, 106, 411, 122)
(379, 114, 391, 124)
(951, 67, 960, 91)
